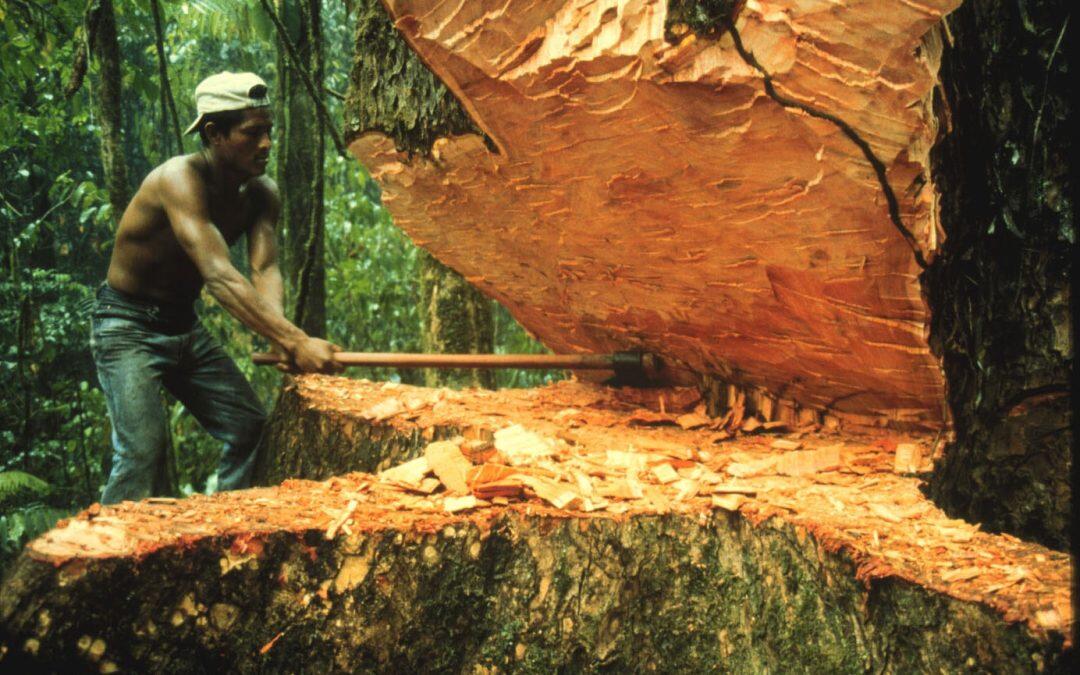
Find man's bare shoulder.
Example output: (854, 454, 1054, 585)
(247, 175, 281, 215)
(140, 154, 207, 205)
(248, 175, 280, 202)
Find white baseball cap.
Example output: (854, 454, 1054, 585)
(184, 71, 271, 135)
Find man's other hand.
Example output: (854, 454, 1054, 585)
(291, 337, 343, 374)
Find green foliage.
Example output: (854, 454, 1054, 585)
(0, 471, 51, 509)
(664, 0, 739, 39)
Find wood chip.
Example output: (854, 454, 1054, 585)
(324, 500, 358, 540)
(378, 457, 430, 487)
(740, 417, 762, 433)
(472, 480, 524, 500)
(360, 397, 404, 422)
(627, 410, 677, 426)
(939, 566, 982, 582)
(634, 437, 695, 460)
(466, 463, 518, 488)
(1035, 609, 1063, 631)
(443, 495, 479, 513)
(518, 476, 580, 510)
(673, 479, 700, 501)
(866, 502, 903, 523)
(675, 412, 711, 430)
(712, 494, 747, 511)
(651, 463, 679, 484)
(893, 443, 923, 474)
(494, 424, 555, 465)
(774, 445, 842, 476)
(770, 438, 802, 451)
(726, 456, 777, 478)
(425, 440, 472, 495)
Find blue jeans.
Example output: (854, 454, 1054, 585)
(91, 285, 266, 504)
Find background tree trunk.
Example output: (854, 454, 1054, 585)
(419, 251, 494, 389)
(150, 0, 184, 158)
(89, 0, 129, 220)
(275, 0, 326, 337)
(926, 0, 1072, 551)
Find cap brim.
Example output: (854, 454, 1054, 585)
(184, 114, 204, 135)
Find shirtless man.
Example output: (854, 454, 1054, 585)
(92, 72, 340, 504)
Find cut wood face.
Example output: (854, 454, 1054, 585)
(349, 0, 960, 425)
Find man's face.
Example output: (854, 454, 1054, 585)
(213, 107, 273, 177)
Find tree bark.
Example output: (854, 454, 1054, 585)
(419, 251, 495, 389)
(274, 0, 327, 337)
(253, 378, 463, 485)
(925, 0, 1072, 551)
(150, 0, 183, 157)
(88, 0, 129, 220)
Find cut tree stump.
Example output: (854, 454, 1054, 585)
(2, 378, 1071, 671)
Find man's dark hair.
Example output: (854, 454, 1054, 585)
(197, 109, 247, 147)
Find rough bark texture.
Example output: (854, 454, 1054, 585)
(0, 507, 1067, 673)
(419, 251, 496, 389)
(253, 379, 463, 485)
(277, 0, 327, 336)
(925, 0, 1072, 551)
(346, 0, 956, 425)
(344, 0, 496, 387)
(343, 0, 481, 154)
(90, 0, 129, 219)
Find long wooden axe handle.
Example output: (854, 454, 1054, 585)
(252, 350, 658, 373)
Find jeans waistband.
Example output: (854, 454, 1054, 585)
(94, 283, 198, 331)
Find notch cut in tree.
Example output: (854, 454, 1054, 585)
(342, 0, 1070, 548)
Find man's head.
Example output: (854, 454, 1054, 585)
(186, 72, 273, 176)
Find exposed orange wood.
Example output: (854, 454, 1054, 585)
(349, 0, 960, 424)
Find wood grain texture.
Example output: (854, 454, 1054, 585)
(348, 0, 959, 425)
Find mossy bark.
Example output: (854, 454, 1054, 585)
(90, 0, 129, 219)
(925, 0, 1072, 551)
(0, 508, 1067, 672)
(252, 382, 462, 485)
(343, 0, 481, 153)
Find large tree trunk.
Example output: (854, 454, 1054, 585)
(89, 0, 129, 220)
(276, 0, 327, 337)
(342, 0, 1072, 547)
(1, 377, 1071, 670)
(924, 0, 1072, 551)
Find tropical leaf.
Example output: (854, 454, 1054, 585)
(0, 470, 52, 508)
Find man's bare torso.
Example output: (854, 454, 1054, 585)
(106, 153, 271, 305)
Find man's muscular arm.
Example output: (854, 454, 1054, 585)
(247, 182, 286, 316)
(158, 164, 337, 372)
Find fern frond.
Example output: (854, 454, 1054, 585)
(0, 471, 52, 508)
